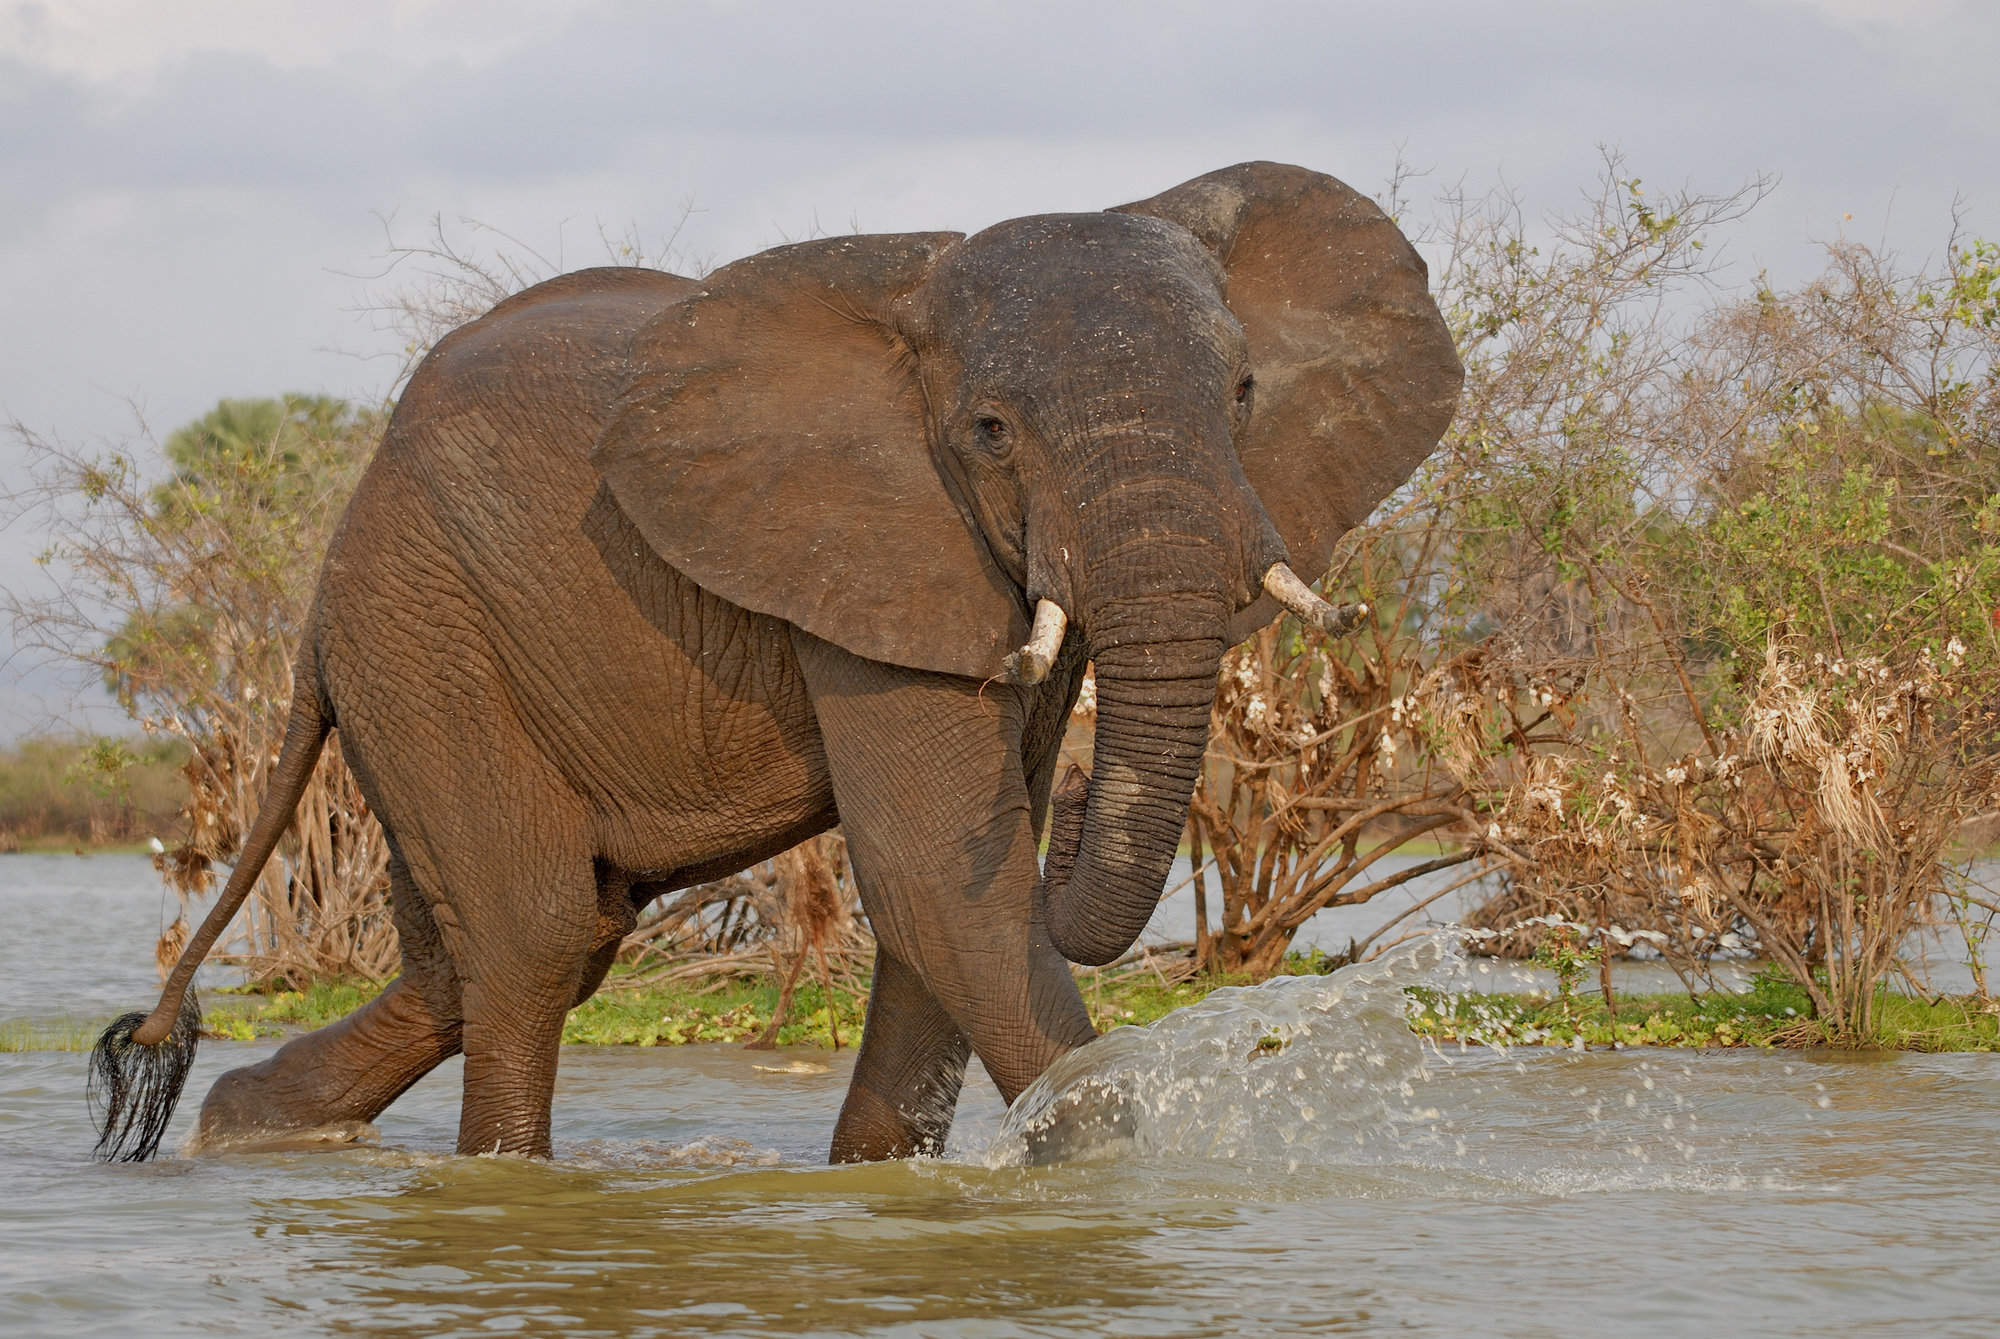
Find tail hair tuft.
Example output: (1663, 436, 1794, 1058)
(87, 989, 201, 1162)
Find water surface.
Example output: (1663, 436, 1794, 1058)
(2, 853, 1995, 1337)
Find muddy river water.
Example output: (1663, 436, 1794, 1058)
(3, 854, 1996, 1337)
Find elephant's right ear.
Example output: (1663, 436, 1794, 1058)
(1116, 163, 1463, 642)
(593, 232, 1033, 681)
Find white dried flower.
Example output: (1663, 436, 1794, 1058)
(1245, 695, 1269, 733)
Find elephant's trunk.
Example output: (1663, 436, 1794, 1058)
(1042, 597, 1226, 966)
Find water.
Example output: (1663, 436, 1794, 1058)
(0, 852, 216, 1029)
(3, 854, 1998, 1337)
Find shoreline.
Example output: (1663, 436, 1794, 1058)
(8, 971, 1992, 1054)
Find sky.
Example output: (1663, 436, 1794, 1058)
(1, 0, 1995, 738)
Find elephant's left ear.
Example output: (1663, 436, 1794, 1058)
(1116, 162, 1462, 639)
(593, 232, 1032, 681)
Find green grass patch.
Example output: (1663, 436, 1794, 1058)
(0, 1020, 103, 1052)
(565, 976, 868, 1048)
(203, 979, 383, 1040)
(202, 972, 874, 1048)
(1076, 972, 1220, 1030)
(1407, 971, 2000, 1052)
(2, 837, 159, 856)
(10, 961, 1984, 1055)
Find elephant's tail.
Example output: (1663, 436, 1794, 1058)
(88, 657, 332, 1162)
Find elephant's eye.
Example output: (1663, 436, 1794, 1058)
(974, 414, 1010, 448)
(1234, 374, 1255, 406)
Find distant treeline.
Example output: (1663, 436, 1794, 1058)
(0, 735, 187, 850)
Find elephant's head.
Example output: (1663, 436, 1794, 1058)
(593, 161, 1461, 967)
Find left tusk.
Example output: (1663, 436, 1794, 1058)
(1263, 563, 1369, 639)
(1003, 599, 1068, 685)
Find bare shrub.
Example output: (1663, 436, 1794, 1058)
(613, 832, 873, 1044)
(1176, 542, 1498, 980)
(357, 208, 701, 392)
(1410, 163, 2000, 1037)
(6, 398, 398, 984)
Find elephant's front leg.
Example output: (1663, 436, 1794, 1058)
(830, 948, 970, 1161)
(795, 633, 1097, 1152)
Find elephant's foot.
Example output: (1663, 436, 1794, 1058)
(190, 1111, 379, 1155)
(190, 1055, 384, 1153)
(1018, 1079, 1137, 1165)
(192, 977, 460, 1154)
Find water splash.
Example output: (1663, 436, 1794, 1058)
(981, 932, 1805, 1196)
(987, 935, 1461, 1169)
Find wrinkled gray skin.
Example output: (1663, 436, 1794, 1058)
(161, 162, 1459, 1162)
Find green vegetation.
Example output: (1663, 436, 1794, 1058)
(1407, 972, 1999, 1053)
(12, 393, 398, 983)
(196, 969, 1215, 1049)
(563, 979, 866, 1048)
(11, 962, 1990, 1054)
(0, 733, 187, 850)
(0, 1020, 103, 1053)
(172, 963, 1997, 1054)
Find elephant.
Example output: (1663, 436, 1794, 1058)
(88, 160, 1461, 1164)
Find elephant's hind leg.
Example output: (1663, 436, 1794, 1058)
(193, 856, 464, 1151)
(193, 977, 463, 1152)
(425, 808, 598, 1159)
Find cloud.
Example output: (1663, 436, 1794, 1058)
(0, 0, 1995, 736)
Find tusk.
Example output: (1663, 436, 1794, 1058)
(1263, 563, 1369, 639)
(1003, 599, 1068, 686)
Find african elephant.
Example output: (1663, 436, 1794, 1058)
(90, 161, 1461, 1163)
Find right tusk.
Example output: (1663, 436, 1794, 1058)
(1263, 563, 1369, 639)
(1003, 599, 1068, 686)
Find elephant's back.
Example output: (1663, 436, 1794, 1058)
(372, 265, 697, 568)
(387, 266, 697, 464)
(319, 265, 832, 878)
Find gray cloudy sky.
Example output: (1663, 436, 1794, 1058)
(2, 0, 1995, 736)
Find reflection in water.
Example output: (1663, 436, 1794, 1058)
(266, 1159, 1261, 1337)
